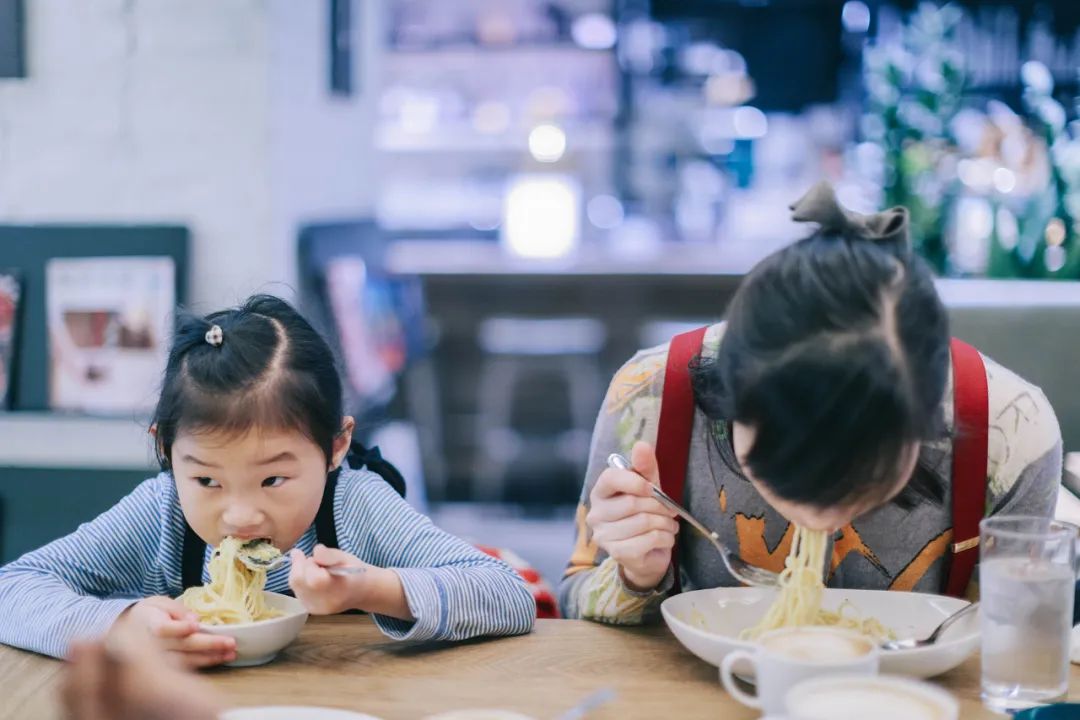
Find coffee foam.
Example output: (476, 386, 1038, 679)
(760, 630, 872, 664)
(797, 682, 950, 720)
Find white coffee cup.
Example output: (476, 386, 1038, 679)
(762, 674, 959, 720)
(720, 627, 880, 715)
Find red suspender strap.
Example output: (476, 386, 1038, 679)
(656, 326, 709, 594)
(945, 338, 989, 599)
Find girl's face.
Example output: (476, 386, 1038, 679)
(732, 422, 919, 532)
(170, 419, 354, 551)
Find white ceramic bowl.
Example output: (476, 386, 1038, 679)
(662, 587, 979, 679)
(199, 591, 308, 667)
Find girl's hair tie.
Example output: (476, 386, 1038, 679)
(790, 180, 910, 248)
(205, 324, 224, 348)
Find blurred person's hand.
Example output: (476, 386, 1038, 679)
(587, 441, 679, 591)
(111, 595, 236, 669)
(62, 618, 225, 720)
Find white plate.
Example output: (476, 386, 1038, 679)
(662, 587, 979, 679)
(222, 708, 382, 720)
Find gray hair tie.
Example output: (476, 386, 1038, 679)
(790, 181, 910, 247)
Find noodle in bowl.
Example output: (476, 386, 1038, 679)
(739, 528, 896, 642)
(662, 587, 979, 679)
(181, 536, 284, 625)
(177, 536, 306, 666)
(199, 591, 308, 667)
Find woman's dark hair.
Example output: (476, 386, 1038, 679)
(152, 295, 345, 471)
(692, 223, 951, 510)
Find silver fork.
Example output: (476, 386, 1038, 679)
(241, 556, 366, 577)
(234, 539, 284, 572)
(606, 453, 779, 588)
(236, 542, 366, 577)
(880, 602, 979, 651)
(554, 687, 617, 720)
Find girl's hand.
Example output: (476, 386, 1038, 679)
(587, 441, 679, 592)
(111, 596, 236, 669)
(288, 545, 374, 615)
(289, 545, 414, 621)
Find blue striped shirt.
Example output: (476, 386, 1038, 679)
(0, 468, 535, 658)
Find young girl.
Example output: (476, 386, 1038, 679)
(0, 295, 535, 666)
(561, 181, 1063, 623)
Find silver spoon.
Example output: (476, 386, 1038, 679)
(606, 453, 779, 588)
(881, 602, 979, 651)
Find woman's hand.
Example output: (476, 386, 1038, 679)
(587, 441, 679, 591)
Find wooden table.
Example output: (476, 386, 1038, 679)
(1, 618, 1077, 719)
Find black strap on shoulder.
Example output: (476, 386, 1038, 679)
(313, 468, 341, 551)
(348, 441, 406, 498)
(181, 521, 207, 591)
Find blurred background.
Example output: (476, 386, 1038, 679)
(0, 0, 1079, 590)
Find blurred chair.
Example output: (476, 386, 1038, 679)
(474, 316, 606, 503)
(944, 287, 1080, 455)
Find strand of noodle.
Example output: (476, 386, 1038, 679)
(180, 537, 282, 625)
(740, 527, 894, 641)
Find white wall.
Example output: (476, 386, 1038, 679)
(267, 0, 382, 295)
(0, 0, 379, 309)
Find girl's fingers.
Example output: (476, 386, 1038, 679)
(303, 562, 333, 591)
(172, 648, 235, 670)
(145, 595, 198, 622)
(150, 616, 199, 640)
(288, 549, 307, 584)
(163, 632, 235, 655)
(312, 544, 355, 568)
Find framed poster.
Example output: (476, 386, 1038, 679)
(0, 270, 20, 408)
(46, 257, 175, 414)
